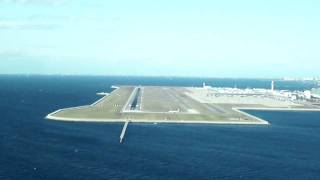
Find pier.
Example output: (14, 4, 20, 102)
(120, 120, 129, 143)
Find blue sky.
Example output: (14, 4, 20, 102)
(0, 0, 319, 77)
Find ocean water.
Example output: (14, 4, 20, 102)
(0, 75, 320, 180)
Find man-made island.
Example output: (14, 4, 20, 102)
(46, 82, 320, 125)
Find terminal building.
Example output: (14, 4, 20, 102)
(311, 88, 320, 99)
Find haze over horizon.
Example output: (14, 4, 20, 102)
(0, 0, 319, 78)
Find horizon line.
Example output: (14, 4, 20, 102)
(1, 73, 319, 80)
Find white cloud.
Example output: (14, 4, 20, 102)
(0, 0, 65, 5)
(0, 20, 57, 29)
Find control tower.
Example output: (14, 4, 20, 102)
(271, 80, 275, 92)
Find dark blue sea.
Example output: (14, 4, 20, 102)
(1, 75, 320, 180)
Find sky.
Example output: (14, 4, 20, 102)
(0, 0, 319, 78)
